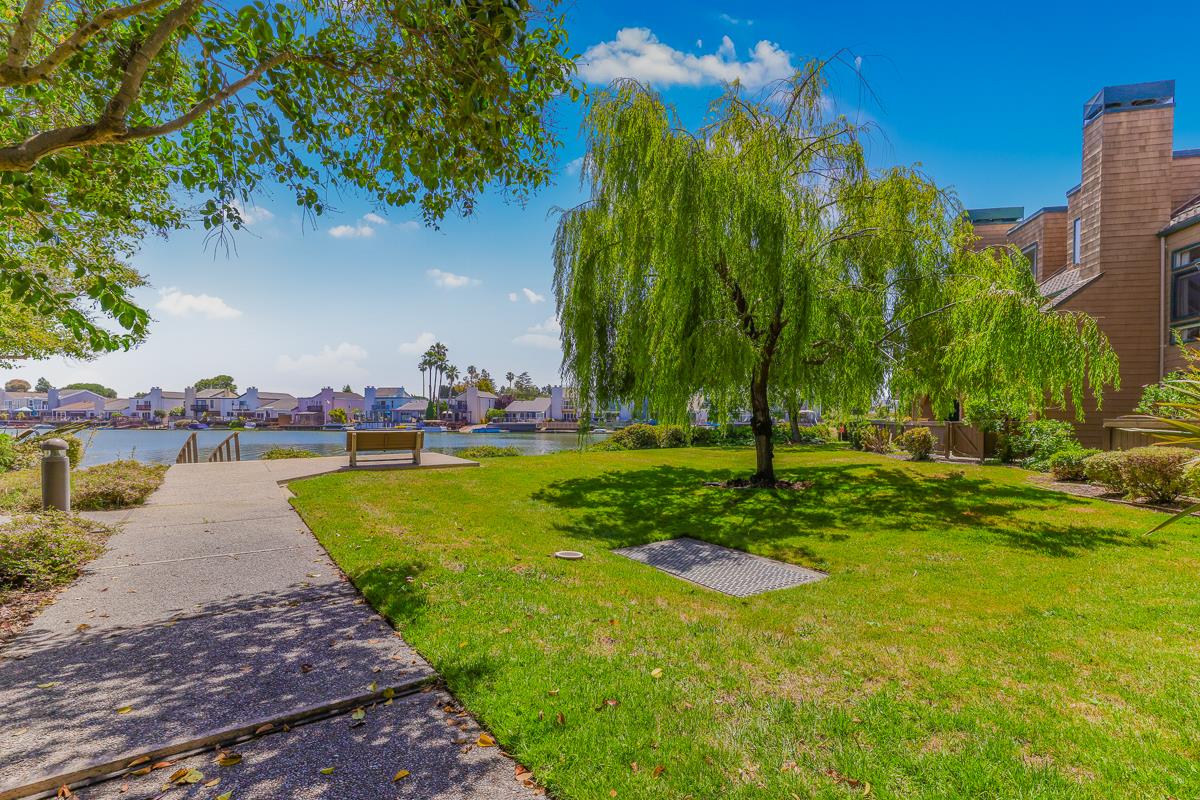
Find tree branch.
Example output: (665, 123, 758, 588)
(0, 0, 176, 86)
(99, 0, 203, 129)
(3, 0, 46, 72)
(713, 254, 758, 341)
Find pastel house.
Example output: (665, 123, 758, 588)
(293, 387, 364, 425)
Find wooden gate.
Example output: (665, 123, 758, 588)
(947, 422, 985, 460)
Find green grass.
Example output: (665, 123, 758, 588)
(289, 445, 1200, 799)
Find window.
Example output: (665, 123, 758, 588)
(1021, 244, 1038, 277)
(1173, 242, 1200, 271)
(1072, 218, 1082, 264)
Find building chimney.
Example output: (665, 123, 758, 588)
(184, 386, 197, 418)
(47, 388, 59, 409)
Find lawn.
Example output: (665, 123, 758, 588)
(289, 446, 1200, 799)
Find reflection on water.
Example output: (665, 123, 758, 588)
(2, 428, 600, 468)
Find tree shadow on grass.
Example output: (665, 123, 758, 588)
(532, 461, 1154, 560)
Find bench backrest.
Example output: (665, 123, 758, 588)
(347, 430, 424, 451)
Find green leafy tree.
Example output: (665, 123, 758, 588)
(1, 0, 576, 357)
(341, 384, 353, 394)
(327, 407, 348, 424)
(553, 65, 1119, 483)
(34, 377, 51, 392)
(62, 382, 116, 398)
(194, 375, 236, 394)
(4, 378, 30, 391)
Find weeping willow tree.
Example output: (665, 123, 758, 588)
(553, 63, 1119, 484)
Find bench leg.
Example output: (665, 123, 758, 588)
(413, 448, 421, 466)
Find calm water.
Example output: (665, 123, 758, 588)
(5, 428, 601, 467)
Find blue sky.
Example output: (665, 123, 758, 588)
(6, 0, 1200, 397)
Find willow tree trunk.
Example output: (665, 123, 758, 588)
(786, 396, 801, 443)
(750, 363, 775, 484)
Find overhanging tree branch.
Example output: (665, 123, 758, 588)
(0, 0, 176, 86)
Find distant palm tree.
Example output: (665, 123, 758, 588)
(445, 365, 460, 395)
(505, 371, 515, 391)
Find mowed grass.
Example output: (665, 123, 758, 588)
(289, 446, 1200, 799)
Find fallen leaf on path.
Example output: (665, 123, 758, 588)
(128, 767, 151, 777)
(216, 793, 233, 800)
(650, 668, 663, 679)
(254, 723, 274, 735)
(367, 681, 377, 691)
(176, 769, 204, 784)
(215, 752, 242, 767)
(150, 760, 173, 770)
(319, 767, 335, 775)
(476, 733, 496, 747)
(351, 708, 366, 721)
(652, 765, 665, 778)
(382, 687, 395, 699)
(393, 770, 410, 781)
(56, 786, 73, 798)
(204, 777, 220, 787)
(125, 756, 150, 768)
(115, 705, 133, 714)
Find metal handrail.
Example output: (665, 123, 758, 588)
(207, 431, 241, 462)
(175, 431, 199, 464)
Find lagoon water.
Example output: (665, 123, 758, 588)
(5, 428, 600, 468)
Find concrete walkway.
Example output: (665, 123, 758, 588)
(0, 456, 535, 799)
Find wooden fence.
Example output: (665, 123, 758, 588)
(869, 420, 993, 461)
(1101, 415, 1198, 451)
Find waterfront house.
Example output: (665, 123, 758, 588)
(292, 387, 365, 426)
(226, 387, 297, 422)
(503, 397, 552, 422)
(186, 387, 236, 418)
(363, 386, 416, 422)
(126, 387, 186, 421)
(450, 386, 498, 424)
(394, 398, 429, 423)
(966, 79, 1200, 448)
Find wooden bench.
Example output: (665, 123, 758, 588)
(347, 430, 424, 467)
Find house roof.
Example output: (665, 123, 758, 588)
(258, 396, 297, 411)
(54, 400, 98, 412)
(1039, 266, 1103, 308)
(159, 391, 186, 400)
(196, 388, 236, 398)
(1161, 192, 1200, 237)
(505, 397, 551, 414)
(397, 399, 429, 412)
(2, 391, 47, 400)
(105, 398, 129, 411)
(372, 387, 410, 397)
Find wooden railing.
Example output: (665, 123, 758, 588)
(176, 431, 199, 464)
(207, 431, 241, 462)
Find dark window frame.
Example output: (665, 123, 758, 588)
(1021, 243, 1039, 278)
(1171, 240, 1200, 272)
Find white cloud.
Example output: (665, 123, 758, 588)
(155, 288, 242, 320)
(275, 342, 368, 378)
(428, 268, 480, 289)
(579, 27, 794, 89)
(398, 220, 420, 231)
(329, 223, 375, 239)
(231, 201, 274, 225)
(514, 316, 561, 350)
(564, 156, 585, 177)
(397, 332, 437, 355)
(507, 292, 519, 302)
(362, 212, 387, 225)
(521, 287, 546, 304)
(719, 12, 754, 25)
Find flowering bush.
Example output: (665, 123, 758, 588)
(859, 425, 893, 454)
(1083, 451, 1126, 493)
(895, 427, 936, 460)
(1118, 447, 1196, 504)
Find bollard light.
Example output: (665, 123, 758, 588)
(40, 438, 71, 512)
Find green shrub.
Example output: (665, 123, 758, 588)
(609, 423, 659, 450)
(1083, 451, 1126, 493)
(656, 425, 688, 448)
(1047, 447, 1099, 481)
(1119, 447, 1196, 504)
(260, 446, 320, 460)
(228, 418, 246, 429)
(689, 426, 718, 446)
(718, 425, 754, 446)
(72, 461, 168, 511)
(1009, 419, 1079, 471)
(485, 407, 506, 421)
(460, 445, 522, 458)
(0, 434, 16, 472)
(859, 425, 893, 454)
(895, 426, 935, 460)
(844, 418, 872, 450)
(0, 512, 109, 591)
